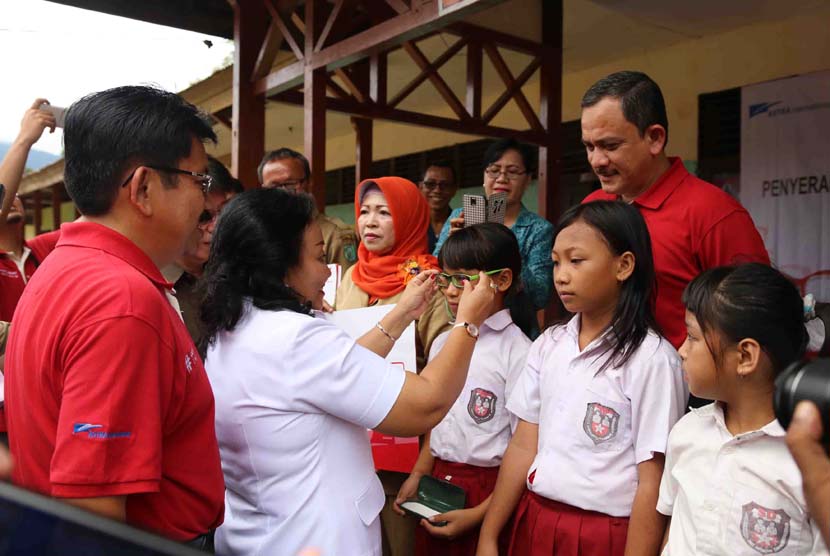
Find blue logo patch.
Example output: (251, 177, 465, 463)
(72, 423, 131, 440)
(749, 101, 782, 118)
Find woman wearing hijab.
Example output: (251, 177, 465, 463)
(336, 176, 451, 359)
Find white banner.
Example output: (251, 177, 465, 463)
(740, 71, 830, 301)
(322, 304, 416, 373)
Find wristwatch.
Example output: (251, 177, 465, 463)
(453, 321, 479, 339)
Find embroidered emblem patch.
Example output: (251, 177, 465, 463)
(740, 502, 791, 554)
(582, 402, 620, 444)
(343, 243, 357, 263)
(467, 388, 497, 424)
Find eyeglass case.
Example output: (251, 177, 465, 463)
(400, 475, 466, 526)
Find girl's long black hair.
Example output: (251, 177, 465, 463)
(554, 200, 658, 370)
(682, 263, 807, 374)
(199, 188, 317, 353)
(438, 222, 537, 338)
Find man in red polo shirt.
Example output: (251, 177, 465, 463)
(580, 71, 771, 350)
(4, 86, 224, 547)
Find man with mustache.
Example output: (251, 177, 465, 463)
(580, 71, 771, 352)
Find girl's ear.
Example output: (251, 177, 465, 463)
(615, 251, 635, 282)
(495, 268, 514, 292)
(735, 338, 763, 379)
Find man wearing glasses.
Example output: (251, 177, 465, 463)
(4, 86, 224, 549)
(418, 162, 458, 253)
(163, 156, 244, 355)
(258, 147, 358, 270)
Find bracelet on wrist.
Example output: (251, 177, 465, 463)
(375, 320, 398, 342)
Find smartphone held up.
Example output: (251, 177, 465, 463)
(39, 102, 66, 129)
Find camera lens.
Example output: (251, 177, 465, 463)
(774, 358, 830, 445)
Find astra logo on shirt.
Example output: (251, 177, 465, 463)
(72, 423, 131, 440)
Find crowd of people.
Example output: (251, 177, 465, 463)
(0, 70, 828, 556)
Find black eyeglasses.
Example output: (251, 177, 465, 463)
(121, 165, 213, 195)
(421, 180, 454, 191)
(484, 166, 527, 181)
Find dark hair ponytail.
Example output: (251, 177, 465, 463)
(438, 223, 537, 338)
(200, 188, 317, 353)
(553, 201, 658, 370)
(682, 263, 807, 374)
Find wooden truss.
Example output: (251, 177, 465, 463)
(226, 0, 562, 220)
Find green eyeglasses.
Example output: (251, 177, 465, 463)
(436, 268, 506, 289)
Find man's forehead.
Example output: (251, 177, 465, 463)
(581, 98, 637, 138)
(263, 157, 305, 179)
(425, 166, 453, 179)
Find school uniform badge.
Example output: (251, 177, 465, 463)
(582, 402, 620, 444)
(740, 502, 790, 554)
(468, 388, 497, 424)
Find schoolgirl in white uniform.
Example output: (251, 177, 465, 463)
(658, 263, 828, 555)
(199, 189, 497, 556)
(478, 200, 687, 556)
(394, 223, 535, 556)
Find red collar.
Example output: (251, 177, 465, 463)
(56, 222, 172, 289)
(631, 157, 688, 210)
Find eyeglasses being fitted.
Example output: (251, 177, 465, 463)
(421, 180, 455, 191)
(436, 268, 507, 289)
(121, 165, 213, 195)
(484, 166, 527, 181)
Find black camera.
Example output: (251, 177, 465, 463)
(774, 358, 830, 445)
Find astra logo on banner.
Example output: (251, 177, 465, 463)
(749, 101, 782, 118)
(749, 100, 830, 119)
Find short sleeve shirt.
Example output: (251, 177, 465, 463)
(658, 403, 828, 556)
(584, 158, 770, 348)
(428, 309, 531, 467)
(507, 315, 686, 517)
(4, 222, 224, 541)
(207, 307, 406, 556)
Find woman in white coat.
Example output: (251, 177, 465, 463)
(201, 189, 496, 556)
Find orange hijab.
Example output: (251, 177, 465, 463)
(351, 177, 438, 302)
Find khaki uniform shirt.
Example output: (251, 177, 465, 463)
(335, 266, 451, 370)
(0, 321, 8, 356)
(318, 214, 358, 271)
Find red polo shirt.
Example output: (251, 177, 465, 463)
(5, 222, 224, 541)
(0, 229, 61, 320)
(584, 157, 770, 348)
(0, 229, 61, 432)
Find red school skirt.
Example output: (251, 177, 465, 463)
(508, 491, 629, 556)
(414, 458, 507, 556)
